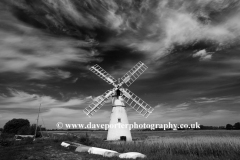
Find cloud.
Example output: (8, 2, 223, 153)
(1, 89, 240, 128)
(175, 102, 190, 108)
(72, 78, 78, 83)
(193, 96, 240, 104)
(95, 0, 240, 62)
(0, 105, 111, 129)
(149, 103, 189, 117)
(154, 103, 167, 109)
(53, 69, 71, 79)
(134, 8, 237, 60)
(0, 88, 88, 111)
(7, 0, 124, 30)
(1, 0, 240, 128)
(30, 83, 47, 88)
(129, 100, 240, 126)
(0, 29, 90, 79)
(193, 49, 213, 61)
(0, 6, 96, 80)
(128, 93, 240, 125)
(0, 88, 112, 128)
(4, 0, 240, 64)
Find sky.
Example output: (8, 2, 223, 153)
(0, 0, 240, 129)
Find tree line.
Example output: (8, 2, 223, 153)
(226, 122, 240, 130)
(0, 118, 45, 137)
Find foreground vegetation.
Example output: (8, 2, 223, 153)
(1, 130, 240, 160)
(94, 136, 240, 160)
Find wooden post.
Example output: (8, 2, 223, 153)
(34, 103, 41, 140)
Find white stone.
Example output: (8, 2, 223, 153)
(61, 142, 70, 147)
(119, 152, 146, 159)
(88, 147, 118, 156)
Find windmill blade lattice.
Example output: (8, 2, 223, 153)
(120, 88, 154, 118)
(90, 64, 117, 86)
(83, 90, 114, 117)
(121, 61, 148, 87)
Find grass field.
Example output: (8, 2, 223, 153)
(1, 130, 240, 160)
(46, 130, 240, 160)
(48, 129, 240, 138)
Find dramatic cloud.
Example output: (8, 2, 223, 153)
(0, 88, 112, 128)
(130, 0, 240, 60)
(1, 0, 240, 128)
(0, 4, 97, 80)
(3, 0, 240, 62)
(0, 88, 88, 110)
(193, 96, 240, 104)
(193, 49, 213, 61)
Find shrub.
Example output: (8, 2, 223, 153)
(22, 137, 34, 145)
(77, 133, 93, 146)
(3, 119, 30, 135)
(0, 138, 15, 147)
(17, 126, 31, 135)
(0, 132, 15, 139)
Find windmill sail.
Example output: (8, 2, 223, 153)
(120, 88, 154, 118)
(83, 90, 114, 117)
(121, 61, 148, 87)
(89, 64, 117, 86)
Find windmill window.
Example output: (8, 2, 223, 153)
(118, 118, 121, 123)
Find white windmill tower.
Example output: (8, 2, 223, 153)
(83, 62, 154, 141)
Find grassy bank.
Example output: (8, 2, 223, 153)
(1, 130, 240, 160)
(93, 136, 240, 160)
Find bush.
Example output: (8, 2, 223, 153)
(0, 132, 15, 139)
(3, 119, 30, 134)
(22, 137, 34, 145)
(77, 133, 93, 146)
(0, 138, 15, 147)
(17, 126, 31, 135)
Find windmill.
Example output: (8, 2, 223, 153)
(83, 61, 154, 141)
